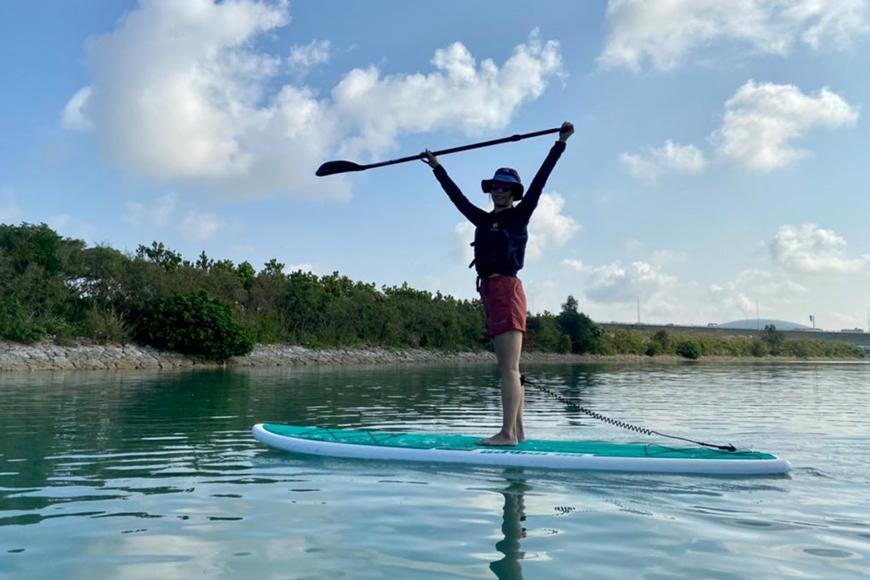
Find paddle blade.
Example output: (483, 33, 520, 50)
(315, 160, 366, 176)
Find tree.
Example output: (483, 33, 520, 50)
(261, 258, 285, 277)
(136, 242, 183, 271)
(556, 295, 602, 354)
(761, 324, 785, 355)
(235, 261, 255, 290)
(676, 339, 701, 359)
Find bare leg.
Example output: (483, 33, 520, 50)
(480, 330, 524, 446)
(516, 377, 525, 443)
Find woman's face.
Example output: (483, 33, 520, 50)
(490, 182, 514, 210)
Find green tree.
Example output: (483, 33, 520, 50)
(761, 324, 785, 355)
(235, 261, 256, 290)
(135, 290, 254, 361)
(136, 242, 184, 271)
(556, 295, 602, 354)
(676, 339, 702, 360)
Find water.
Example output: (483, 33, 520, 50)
(1, 362, 869, 579)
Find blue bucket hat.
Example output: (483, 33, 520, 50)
(481, 167, 524, 200)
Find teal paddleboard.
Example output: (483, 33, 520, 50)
(253, 424, 791, 475)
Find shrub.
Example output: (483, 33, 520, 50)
(526, 313, 571, 353)
(676, 339, 702, 360)
(645, 341, 662, 356)
(135, 290, 254, 361)
(0, 295, 45, 343)
(761, 324, 785, 355)
(602, 328, 646, 355)
(651, 330, 671, 351)
(749, 338, 769, 357)
(82, 305, 131, 344)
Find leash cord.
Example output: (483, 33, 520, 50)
(521, 375, 737, 452)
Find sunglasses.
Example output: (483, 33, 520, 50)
(490, 184, 514, 193)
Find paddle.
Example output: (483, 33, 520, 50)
(521, 375, 739, 452)
(315, 127, 562, 177)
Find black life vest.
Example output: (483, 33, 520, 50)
(469, 213, 528, 277)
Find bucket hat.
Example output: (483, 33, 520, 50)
(481, 167, 524, 200)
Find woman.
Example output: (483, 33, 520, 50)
(422, 121, 574, 445)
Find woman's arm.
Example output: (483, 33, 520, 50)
(422, 150, 487, 226)
(515, 122, 574, 219)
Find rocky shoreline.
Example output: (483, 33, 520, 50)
(0, 340, 653, 371)
(0, 339, 865, 372)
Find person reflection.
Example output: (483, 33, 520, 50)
(489, 475, 529, 579)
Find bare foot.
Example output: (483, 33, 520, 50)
(479, 433, 518, 446)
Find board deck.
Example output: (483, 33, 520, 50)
(252, 423, 792, 475)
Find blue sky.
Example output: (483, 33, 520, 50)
(2, 0, 869, 329)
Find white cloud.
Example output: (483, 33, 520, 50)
(46, 214, 94, 243)
(527, 193, 580, 260)
(181, 211, 221, 242)
(332, 30, 562, 158)
(713, 81, 858, 171)
(830, 310, 865, 329)
(624, 238, 643, 251)
(453, 193, 581, 264)
(769, 223, 867, 273)
(600, 0, 870, 72)
(124, 192, 178, 228)
(287, 263, 314, 273)
(620, 140, 706, 182)
(563, 258, 584, 272)
(708, 269, 808, 319)
(451, 192, 579, 267)
(64, 1, 562, 200)
(288, 40, 331, 70)
(61, 86, 94, 131)
(586, 260, 676, 303)
(649, 249, 682, 267)
(124, 191, 223, 242)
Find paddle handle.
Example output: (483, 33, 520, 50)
(365, 127, 563, 170)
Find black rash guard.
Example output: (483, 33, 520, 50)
(432, 140, 567, 278)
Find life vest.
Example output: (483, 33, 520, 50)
(469, 214, 528, 277)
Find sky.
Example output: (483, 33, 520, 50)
(2, 0, 869, 330)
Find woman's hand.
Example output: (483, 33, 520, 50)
(558, 121, 575, 143)
(421, 149, 440, 168)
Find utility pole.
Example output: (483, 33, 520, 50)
(756, 301, 760, 330)
(637, 297, 640, 324)
(809, 314, 815, 330)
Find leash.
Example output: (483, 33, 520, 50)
(521, 375, 737, 452)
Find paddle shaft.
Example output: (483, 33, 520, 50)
(362, 127, 562, 171)
(521, 375, 738, 452)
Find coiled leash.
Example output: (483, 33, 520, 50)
(520, 375, 737, 452)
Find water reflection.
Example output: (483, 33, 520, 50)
(490, 475, 530, 580)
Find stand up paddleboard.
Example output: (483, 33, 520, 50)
(252, 423, 791, 476)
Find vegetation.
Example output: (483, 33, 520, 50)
(0, 223, 864, 361)
(593, 326, 864, 359)
(134, 290, 254, 361)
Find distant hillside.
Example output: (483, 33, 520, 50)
(718, 319, 812, 331)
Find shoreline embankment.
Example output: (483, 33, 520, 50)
(1, 340, 867, 372)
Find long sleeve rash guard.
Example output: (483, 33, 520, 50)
(432, 140, 567, 277)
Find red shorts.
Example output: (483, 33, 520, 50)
(479, 276, 527, 337)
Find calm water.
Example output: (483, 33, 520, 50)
(1, 362, 869, 579)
